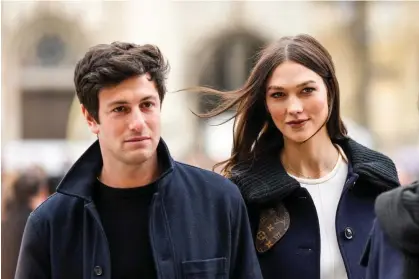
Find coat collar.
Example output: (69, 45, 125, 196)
(231, 138, 400, 205)
(56, 138, 175, 201)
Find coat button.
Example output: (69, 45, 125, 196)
(344, 227, 354, 240)
(94, 266, 103, 276)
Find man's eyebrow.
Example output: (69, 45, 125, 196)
(107, 100, 129, 108)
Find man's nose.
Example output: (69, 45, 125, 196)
(128, 109, 145, 131)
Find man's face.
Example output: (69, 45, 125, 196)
(82, 74, 161, 166)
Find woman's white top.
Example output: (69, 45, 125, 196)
(288, 147, 349, 279)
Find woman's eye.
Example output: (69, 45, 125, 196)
(271, 92, 285, 98)
(302, 87, 315, 93)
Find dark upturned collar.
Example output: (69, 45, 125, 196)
(56, 138, 175, 202)
(231, 138, 400, 205)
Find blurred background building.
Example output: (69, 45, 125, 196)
(2, 1, 419, 276)
(3, 0, 419, 183)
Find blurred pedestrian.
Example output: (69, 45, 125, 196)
(1, 171, 47, 279)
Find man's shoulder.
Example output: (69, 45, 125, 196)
(30, 192, 84, 225)
(174, 161, 242, 198)
(174, 161, 232, 182)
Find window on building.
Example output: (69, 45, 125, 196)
(198, 33, 265, 114)
(198, 33, 266, 162)
(36, 34, 67, 67)
(22, 90, 74, 139)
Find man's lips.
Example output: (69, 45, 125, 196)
(124, 136, 151, 142)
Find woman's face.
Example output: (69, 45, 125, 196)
(265, 61, 329, 144)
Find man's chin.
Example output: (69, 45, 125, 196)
(122, 150, 156, 165)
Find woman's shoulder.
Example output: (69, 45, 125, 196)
(339, 137, 400, 189)
(340, 137, 395, 166)
(229, 154, 300, 205)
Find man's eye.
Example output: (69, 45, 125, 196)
(141, 102, 154, 109)
(112, 106, 127, 113)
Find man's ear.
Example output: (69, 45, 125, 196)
(81, 105, 99, 135)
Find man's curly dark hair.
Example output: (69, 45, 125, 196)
(74, 42, 170, 122)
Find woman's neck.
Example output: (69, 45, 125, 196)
(281, 132, 339, 179)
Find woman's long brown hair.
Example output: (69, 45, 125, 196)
(186, 34, 347, 177)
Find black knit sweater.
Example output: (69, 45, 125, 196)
(230, 137, 400, 206)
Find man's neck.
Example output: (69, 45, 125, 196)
(281, 130, 339, 179)
(99, 153, 160, 188)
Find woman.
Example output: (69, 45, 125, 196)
(195, 34, 400, 279)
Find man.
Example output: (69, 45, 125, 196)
(15, 42, 262, 279)
(362, 181, 419, 279)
